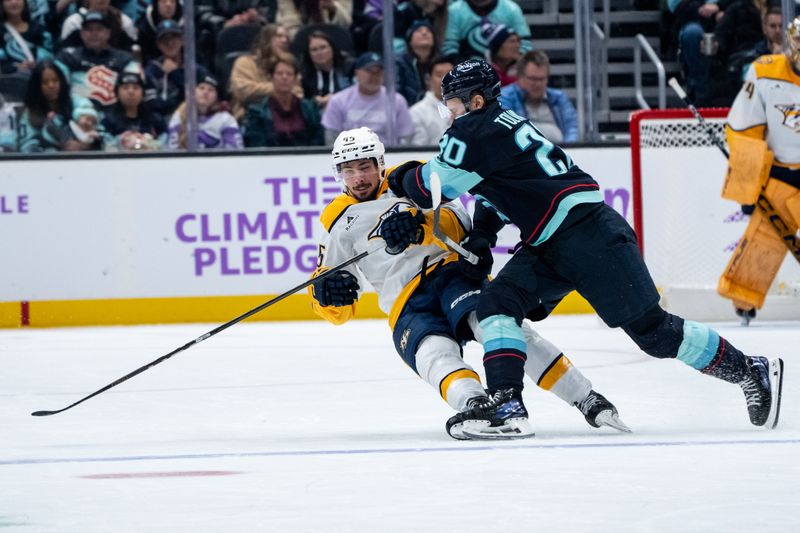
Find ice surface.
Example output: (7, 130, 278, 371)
(1, 316, 798, 532)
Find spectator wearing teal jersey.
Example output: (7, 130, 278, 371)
(0, 93, 16, 151)
(18, 59, 99, 152)
(442, 0, 532, 59)
(0, 0, 54, 74)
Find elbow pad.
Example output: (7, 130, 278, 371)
(387, 160, 435, 208)
(386, 160, 423, 198)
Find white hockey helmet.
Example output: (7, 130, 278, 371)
(331, 127, 386, 180)
(787, 16, 800, 70)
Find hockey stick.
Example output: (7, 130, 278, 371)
(31, 249, 374, 417)
(429, 172, 478, 264)
(667, 78, 729, 157)
(668, 77, 800, 265)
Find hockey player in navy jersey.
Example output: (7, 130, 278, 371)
(309, 126, 629, 439)
(387, 59, 784, 431)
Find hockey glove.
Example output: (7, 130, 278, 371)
(382, 209, 426, 254)
(386, 160, 424, 198)
(312, 271, 360, 307)
(458, 234, 493, 280)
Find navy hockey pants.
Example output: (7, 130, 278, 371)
(477, 202, 660, 329)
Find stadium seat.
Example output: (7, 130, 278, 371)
(220, 51, 246, 98)
(367, 22, 383, 54)
(215, 23, 262, 73)
(0, 72, 30, 105)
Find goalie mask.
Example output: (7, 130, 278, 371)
(788, 16, 800, 71)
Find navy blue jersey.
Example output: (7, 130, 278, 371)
(412, 101, 603, 245)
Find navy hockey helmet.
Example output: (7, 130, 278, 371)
(440, 58, 500, 110)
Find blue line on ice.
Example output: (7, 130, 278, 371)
(2, 438, 798, 466)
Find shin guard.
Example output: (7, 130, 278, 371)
(415, 335, 485, 410)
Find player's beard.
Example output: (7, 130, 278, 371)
(348, 181, 379, 201)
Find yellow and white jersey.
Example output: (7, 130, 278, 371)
(310, 176, 471, 329)
(727, 54, 800, 166)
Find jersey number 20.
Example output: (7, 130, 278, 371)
(514, 124, 568, 177)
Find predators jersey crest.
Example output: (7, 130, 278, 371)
(367, 201, 413, 242)
(775, 104, 800, 132)
(399, 327, 411, 354)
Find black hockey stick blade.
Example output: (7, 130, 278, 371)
(31, 249, 372, 417)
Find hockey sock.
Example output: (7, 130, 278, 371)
(700, 337, 749, 384)
(535, 354, 592, 405)
(414, 335, 486, 410)
(440, 370, 486, 411)
(674, 321, 748, 384)
(479, 315, 527, 393)
(517, 322, 592, 404)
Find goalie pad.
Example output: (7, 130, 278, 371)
(722, 135, 773, 205)
(786, 190, 800, 227)
(718, 179, 800, 309)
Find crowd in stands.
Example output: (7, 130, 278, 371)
(667, 0, 788, 106)
(0, 0, 786, 153)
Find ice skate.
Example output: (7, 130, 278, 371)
(446, 395, 487, 440)
(735, 307, 756, 327)
(446, 388, 535, 440)
(739, 356, 784, 428)
(575, 390, 631, 433)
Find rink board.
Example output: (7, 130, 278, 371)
(0, 285, 592, 328)
(2, 148, 630, 327)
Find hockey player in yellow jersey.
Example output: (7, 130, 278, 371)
(309, 127, 629, 440)
(719, 16, 800, 323)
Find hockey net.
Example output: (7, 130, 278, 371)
(630, 108, 800, 322)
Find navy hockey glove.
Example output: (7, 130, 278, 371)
(386, 160, 424, 198)
(312, 271, 360, 307)
(382, 210, 425, 254)
(458, 235, 493, 281)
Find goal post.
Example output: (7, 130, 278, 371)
(629, 108, 800, 322)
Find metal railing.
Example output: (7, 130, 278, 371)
(573, 0, 612, 141)
(573, 0, 593, 140)
(633, 33, 666, 110)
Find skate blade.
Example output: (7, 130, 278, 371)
(594, 411, 632, 433)
(765, 358, 784, 430)
(460, 418, 535, 440)
(446, 423, 471, 441)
